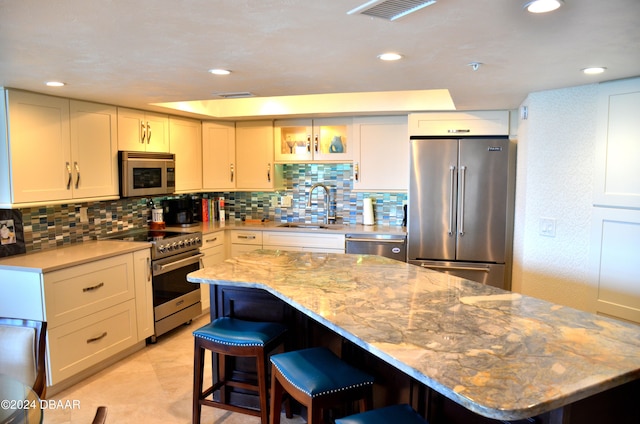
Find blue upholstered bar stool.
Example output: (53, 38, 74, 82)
(335, 404, 429, 424)
(269, 347, 375, 424)
(192, 317, 287, 424)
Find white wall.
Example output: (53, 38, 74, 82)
(512, 83, 599, 312)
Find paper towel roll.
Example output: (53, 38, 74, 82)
(363, 198, 374, 226)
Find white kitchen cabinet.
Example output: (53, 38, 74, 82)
(593, 77, 640, 209)
(117, 107, 169, 153)
(230, 229, 263, 257)
(69, 100, 119, 198)
(0, 90, 118, 206)
(0, 247, 152, 388)
(199, 231, 225, 311)
(202, 121, 236, 191)
(408, 111, 510, 136)
(236, 121, 282, 191)
(590, 207, 640, 324)
(263, 231, 345, 253)
(133, 249, 154, 340)
(352, 116, 408, 192)
(274, 118, 353, 162)
(170, 116, 202, 193)
(1, 90, 70, 204)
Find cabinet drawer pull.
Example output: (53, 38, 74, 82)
(237, 235, 256, 240)
(82, 282, 105, 292)
(86, 332, 107, 344)
(205, 237, 218, 243)
(447, 129, 471, 133)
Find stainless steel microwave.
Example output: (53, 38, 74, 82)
(119, 151, 176, 198)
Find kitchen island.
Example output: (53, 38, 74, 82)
(187, 249, 640, 423)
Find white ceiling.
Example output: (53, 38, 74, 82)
(1, 0, 639, 119)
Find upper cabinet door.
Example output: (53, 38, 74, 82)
(5, 90, 72, 203)
(117, 108, 169, 153)
(352, 116, 408, 192)
(312, 117, 353, 162)
(408, 111, 510, 136)
(274, 118, 352, 162)
(236, 120, 278, 191)
(170, 117, 202, 193)
(202, 121, 236, 191)
(69, 100, 118, 198)
(594, 77, 640, 209)
(274, 119, 313, 162)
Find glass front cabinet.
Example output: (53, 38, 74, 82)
(274, 118, 353, 162)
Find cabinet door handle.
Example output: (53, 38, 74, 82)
(230, 163, 234, 182)
(141, 121, 147, 143)
(74, 162, 80, 189)
(314, 134, 319, 152)
(307, 135, 311, 152)
(146, 122, 152, 144)
(146, 256, 151, 282)
(354, 162, 360, 182)
(267, 163, 271, 182)
(86, 332, 108, 344)
(82, 282, 105, 292)
(66, 162, 72, 189)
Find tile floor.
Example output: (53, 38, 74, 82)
(43, 315, 305, 424)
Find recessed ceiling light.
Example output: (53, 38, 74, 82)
(523, 0, 564, 13)
(208, 69, 231, 75)
(45, 81, 65, 87)
(582, 67, 606, 75)
(377, 53, 403, 61)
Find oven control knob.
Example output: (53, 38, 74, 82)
(158, 244, 165, 253)
(178, 240, 185, 249)
(171, 242, 178, 251)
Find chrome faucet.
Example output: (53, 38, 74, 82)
(307, 183, 336, 224)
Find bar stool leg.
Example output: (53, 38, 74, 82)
(192, 341, 204, 424)
(270, 369, 284, 424)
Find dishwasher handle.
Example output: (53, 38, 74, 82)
(345, 237, 406, 244)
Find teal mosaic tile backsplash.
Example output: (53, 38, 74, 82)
(17, 163, 406, 252)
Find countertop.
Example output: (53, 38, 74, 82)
(0, 240, 151, 273)
(187, 249, 640, 421)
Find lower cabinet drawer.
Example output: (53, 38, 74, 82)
(47, 299, 138, 385)
(44, 255, 135, 328)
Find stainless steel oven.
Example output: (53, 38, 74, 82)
(100, 229, 203, 342)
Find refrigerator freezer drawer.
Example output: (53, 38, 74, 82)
(409, 260, 505, 289)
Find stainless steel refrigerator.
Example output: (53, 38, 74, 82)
(407, 137, 516, 289)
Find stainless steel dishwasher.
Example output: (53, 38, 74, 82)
(345, 233, 407, 262)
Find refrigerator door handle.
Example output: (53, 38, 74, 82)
(458, 165, 467, 235)
(420, 264, 490, 273)
(448, 165, 456, 235)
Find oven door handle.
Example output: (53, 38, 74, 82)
(154, 253, 204, 276)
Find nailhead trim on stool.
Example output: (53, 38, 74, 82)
(269, 347, 375, 424)
(335, 404, 429, 424)
(192, 317, 287, 424)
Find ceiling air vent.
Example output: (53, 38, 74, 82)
(213, 92, 255, 99)
(347, 0, 437, 21)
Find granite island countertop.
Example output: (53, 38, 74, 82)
(187, 249, 640, 421)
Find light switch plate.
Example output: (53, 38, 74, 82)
(539, 217, 556, 237)
(282, 195, 293, 207)
(79, 207, 89, 223)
